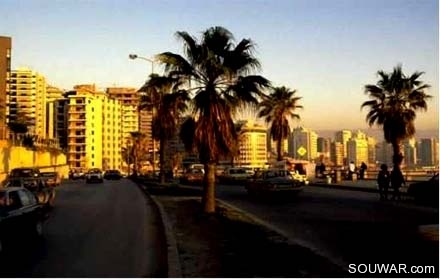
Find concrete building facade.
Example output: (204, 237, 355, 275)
(0, 36, 11, 139)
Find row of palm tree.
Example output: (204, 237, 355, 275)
(136, 26, 431, 214)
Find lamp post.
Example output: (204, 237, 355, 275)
(129, 53, 156, 176)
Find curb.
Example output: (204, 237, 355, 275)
(134, 182, 183, 278)
(216, 199, 349, 273)
(149, 194, 183, 278)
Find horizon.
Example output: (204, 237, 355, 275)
(1, 0, 438, 131)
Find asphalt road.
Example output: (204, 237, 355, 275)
(0, 179, 166, 277)
(215, 183, 439, 271)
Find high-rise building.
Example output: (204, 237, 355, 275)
(317, 137, 331, 164)
(347, 131, 369, 167)
(419, 138, 438, 167)
(367, 136, 377, 166)
(0, 36, 11, 139)
(267, 132, 288, 160)
(235, 120, 267, 168)
(9, 68, 47, 137)
(403, 138, 417, 168)
(46, 86, 64, 139)
(106, 87, 139, 146)
(335, 129, 352, 164)
(65, 86, 123, 171)
(54, 98, 69, 150)
(330, 141, 344, 166)
(288, 127, 318, 161)
(138, 92, 157, 155)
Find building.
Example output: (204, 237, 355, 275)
(0, 36, 11, 139)
(346, 131, 369, 167)
(9, 68, 47, 137)
(288, 127, 318, 161)
(106, 87, 139, 144)
(334, 129, 352, 164)
(46, 86, 64, 139)
(330, 141, 344, 166)
(317, 137, 331, 164)
(403, 138, 417, 168)
(65, 85, 123, 171)
(367, 136, 377, 166)
(235, 120, 267, 168)
(418, 138, 439, 167)
(54, 98, 69, 150)
(376, 141, 393, 167)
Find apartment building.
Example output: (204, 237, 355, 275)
(65, 85, 123, 171)
(235, 120, 267, 168)
(330, 141, 344, 166)
(54, 98, 69, 150)
(46, 86, 64, 139)
(9, 68, 47, 137)
(0, 36, 11, 139)
(106, 87, 139, 145)
(403, 138, 418, 168)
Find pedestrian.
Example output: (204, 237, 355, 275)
(390, 167, 405, 201)
(359, 162, 367, 180)
(348, 161, 356, 180)
(377, 164, 390, 201)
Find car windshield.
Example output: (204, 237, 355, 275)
(10, 169, 35, 177)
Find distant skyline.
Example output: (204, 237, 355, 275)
(1, 0, 438, 132)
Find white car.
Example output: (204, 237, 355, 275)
(85, 169, 104, 183)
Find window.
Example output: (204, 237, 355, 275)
(18, 190, 31, 206)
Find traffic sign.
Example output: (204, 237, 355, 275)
(297, 146, 307, 156)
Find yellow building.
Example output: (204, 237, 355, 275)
(66, 85, 123, 171)
(236, 120, 267, 168)
(45, 85, 64, 139)
(106, 87, 139, 145)
(347, 131, 369, 167)
(9, 68, 47, 137)
(335, 129, 352, 163)
(288, 127, 318, 161)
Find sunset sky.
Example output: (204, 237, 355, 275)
(1, 0, 438, 132)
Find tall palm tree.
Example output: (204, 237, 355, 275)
(361, 64, 431, 170)
(129, 131, 148, 176)
(258, 86, 303, 161)
(158, 26, 270, 213)
(139, 74, 189, 183)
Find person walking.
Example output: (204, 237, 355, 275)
(390, 167, 405, 201)
(377, 164, 390, 201)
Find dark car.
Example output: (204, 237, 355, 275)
(103, 170, 122, 180)
(40, 172, 62, 187)
(0, 187, 50, 254)
(85, 168, 104, 184)
(245, 169, 304, 197)
(407, 173, 439, 206)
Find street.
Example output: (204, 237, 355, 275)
(0, 179, 166, 277)
(215, 183, 439, 269)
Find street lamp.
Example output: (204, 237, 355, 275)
(129, 53, 157, 176)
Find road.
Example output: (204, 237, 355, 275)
(0, 179, 166, 277)
(215, 183, 439, 269)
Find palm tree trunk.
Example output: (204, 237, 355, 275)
(202, 163, 216, 214)
(392, 140, 404, 170)
(276, 139, 283, 162)
(159, 137, 166, 184)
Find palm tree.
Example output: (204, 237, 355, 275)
(258, 86, 303, 161)
(158, 26, 270, 213)
(138, 74, 189, 183)
(129, 131, 148, 176)
(361, 64, 431, 170)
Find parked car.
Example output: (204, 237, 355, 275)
(103, 169, 122, 180)
(69, 170, 85, 180)
(218, 167, 251, 184)
(0, 187, 50, 254)
(85, 168, 104, 184)
(407, 173, 439, 206)
(179, 168, 204, 185)
(245, 169, 304, 197)
(6, 168, 56, 208)
(40, 172, 62, 187)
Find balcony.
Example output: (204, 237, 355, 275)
(68, 117, 86, 122)
(68, 133, 86, 138)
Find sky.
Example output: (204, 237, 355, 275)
(1, 0, 438, 134)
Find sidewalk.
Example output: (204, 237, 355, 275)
(309, 177, 410, 194)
